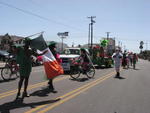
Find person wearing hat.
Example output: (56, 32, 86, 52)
(48, 41, 61, 92)
(15, 38, 47, 99)
(112, 48, 123, 78)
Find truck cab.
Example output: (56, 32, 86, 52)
(60, 48, 81, 71)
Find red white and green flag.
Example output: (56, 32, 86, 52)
(30, 34, 64, 79)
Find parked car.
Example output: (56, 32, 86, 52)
(0, 50, 10, 61)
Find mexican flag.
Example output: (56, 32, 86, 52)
(30, 34, 64, 79)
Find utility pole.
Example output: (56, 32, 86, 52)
(124, 45, 126, 51)
(87, 16, 96, 48)
(106, 32, 110, 40)
(121, 42, 122, 51)
(88, 23, 91, 48)
(118, 41, 120, 47)
(106, 32, 110, 53)
(72, 42, 74, 47)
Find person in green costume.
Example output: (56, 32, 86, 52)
(14, 38, 47, 99)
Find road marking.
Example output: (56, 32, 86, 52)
(0, 76, 69, 99)
(39, 75, 113, 113)
(25, 71, 116, 113)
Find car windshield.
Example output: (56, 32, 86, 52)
(0, 50, 9, 56)
(64, 49, 80, 55)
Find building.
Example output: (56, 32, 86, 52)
(0, 33, 24, 51)
(102, 38, 116, 55)
(46, 41, 68, 53)
(0, 33, 69, 53)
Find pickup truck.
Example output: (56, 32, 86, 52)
(60, 48, 81, 71)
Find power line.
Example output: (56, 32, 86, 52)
(0, 1, 83, 31)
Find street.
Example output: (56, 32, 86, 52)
(0, 59, 150, 113)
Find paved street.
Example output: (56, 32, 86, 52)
(0, 59, 150, 113)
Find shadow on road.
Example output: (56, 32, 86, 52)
(0, 98, 60, 113)
(70, 77, 89, 82)
(30, 87, 57, 97)
(95, 66, 111, 69)
(125, 67, 140, 70)
(133, 68, 140, 70)
(114, 76, 126, 79)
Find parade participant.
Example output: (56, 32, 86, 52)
(15, 38, 47, 99)
(126, 52, 130, 69)
(133, 53, 138, 69)
(129, 52, 133, 66)
(78, 48, 90, 74)
(112, 48, 123, 78)
(122, 50, 127, 69)
(48, 41, 61, 92)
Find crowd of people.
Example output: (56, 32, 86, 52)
(8, 37, 93, 100)
(8, 38, 139, 100)
(112, 48, 138, 78)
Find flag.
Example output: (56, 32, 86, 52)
(30, 35, 47, 51)
(30, 34, 64, 79)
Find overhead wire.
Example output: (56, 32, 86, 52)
(0, 1, 84, 32)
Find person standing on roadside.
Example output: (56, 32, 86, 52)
(14, 38, 47, 99)
(112, 48, 123, 78)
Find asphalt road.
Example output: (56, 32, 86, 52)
(0, 59, 150, 113)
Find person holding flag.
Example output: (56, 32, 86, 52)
(30, 35, 64, 92)
(48, 41, 62, 92)
(15, 38, 48, 99)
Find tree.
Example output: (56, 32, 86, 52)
(139, 41, 144, 52)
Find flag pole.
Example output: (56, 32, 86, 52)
(14, 31, 44, 43)
(25, 31, 44, 38)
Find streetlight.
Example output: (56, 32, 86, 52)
(57, 32, 69, 52)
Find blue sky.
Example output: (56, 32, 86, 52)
(0, 0, 150, 53)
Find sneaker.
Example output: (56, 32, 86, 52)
(51, 90, 58, 93)
(16, 92, 20, 99)
(22, 92, 30, 97)
(48, 85, 58, 93)
(115, 72, 120, 78)
(48, 85, 54, 91)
